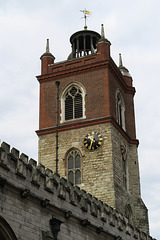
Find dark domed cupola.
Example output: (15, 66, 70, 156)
(68, 27, 101, 60)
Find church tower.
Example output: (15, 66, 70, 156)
(36, 24, 149, 234)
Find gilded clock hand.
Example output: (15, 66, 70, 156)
(88, 136, 95, 142)
(89, 137, 95, 150)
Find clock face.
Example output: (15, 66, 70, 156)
(84, 131, 103, 150)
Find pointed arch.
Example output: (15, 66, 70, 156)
(65, 147, 82, 185)
(116, 90, 125, 130)
(125, 204, 134, 225)
(0, 216, 17, 240)
(60, 82, 86, 123)
(120, 145, 128, 190)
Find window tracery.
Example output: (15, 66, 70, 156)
(66, 149, 82, 185)
(65, 86, 83, 121)
(61, 83, 86, 123)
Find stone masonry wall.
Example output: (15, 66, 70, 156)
(39, 122, 116, 208)
(0, 141, 154, 240)
(110, 124, 149, 233)
(38, 121, 149, 234)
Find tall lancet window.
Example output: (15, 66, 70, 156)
(66, 148, 82, 185)
(65, 86, 82, 120)
(61, 83, 86, 123)
(125, 204, 133, 225)
(120, 145, 128, 190)
(116, 91, 125, 130)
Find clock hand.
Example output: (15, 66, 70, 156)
(90, 138, 95, 150)
(89, 136, 95, 142)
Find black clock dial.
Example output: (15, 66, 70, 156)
(84, 131, 103, 150)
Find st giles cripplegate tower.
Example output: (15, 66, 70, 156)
(36, 20, 149, 234)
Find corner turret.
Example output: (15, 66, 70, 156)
(97, 24, 111, 59)
(119, 53, 133, 87)
(40, 39, 55, 75)
(119, 53, 131, 77)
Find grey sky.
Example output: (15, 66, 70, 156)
(0, 0, 159, 238)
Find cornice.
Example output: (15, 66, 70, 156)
(108, 58, 135, 95)
(37, 56, 135, 95)
(36, 59, 109, 83)
(36, 116, 139, 146)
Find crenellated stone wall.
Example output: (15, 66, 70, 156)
(0, 141, 155, 240)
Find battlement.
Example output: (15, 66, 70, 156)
(0, 141, 156, 240)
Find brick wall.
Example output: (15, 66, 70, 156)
(37, 53, 136, 140)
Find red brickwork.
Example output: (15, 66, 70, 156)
(41, 55, 55, 75)
(37, 41, 136, 140)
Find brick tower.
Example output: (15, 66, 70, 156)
(36, 24, 149, 233)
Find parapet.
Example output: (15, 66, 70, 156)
(0, 141, 156, 240)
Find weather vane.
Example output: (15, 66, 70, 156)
(80, 9, 91, 29)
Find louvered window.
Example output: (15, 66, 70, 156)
(67, 149, 81, 185)
(65, 86, 83, 121)
(65, 94, 73, 120)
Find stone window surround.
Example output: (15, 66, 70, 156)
(0, 216, 18, 240)
(60, 81, 86, 123)
(65, 147, 83, 185)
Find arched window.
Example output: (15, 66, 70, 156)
(120, 145, 128, 190)
(66, 148, 82, 185)
(0, 216, 18, 240)
(60, 83, 86, 123)
(116, 91, 125, 130)
(125, 204, 134, 225)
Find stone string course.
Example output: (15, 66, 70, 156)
(0, 141, 156, 240)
